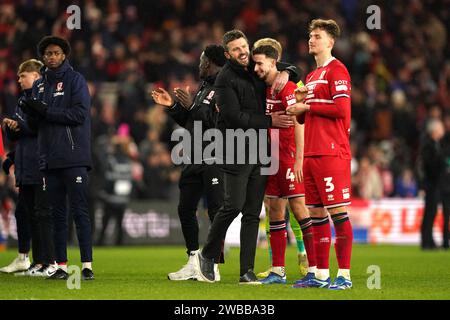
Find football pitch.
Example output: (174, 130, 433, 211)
(0, 244, 449, 300)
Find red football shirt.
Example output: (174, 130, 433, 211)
(300, 57, 351, 159)
(266, 81, 298, 162)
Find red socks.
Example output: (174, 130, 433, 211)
(298, 217, 317, 267)
(312, 217, 331, 269)
(331, 212, 353, 269)
(270, 221, 287, 267)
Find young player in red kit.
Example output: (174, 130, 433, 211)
(287, 19, 353, 290)
(252, 44, 317, 285)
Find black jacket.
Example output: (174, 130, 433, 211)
(167, 74, 219, 164)
(31, 60, 92, 171)
(4, 89, 43, 186)
(441, 132, 450, 194)
(420, 135, 445, 188)
(215, 59, 300, 166)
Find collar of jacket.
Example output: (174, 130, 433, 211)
(42, 59, 73, 81)
(203, 73, 218, 85)
(22, 88, 32, 98)
(227, 59, 253, 77)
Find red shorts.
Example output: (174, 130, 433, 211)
(265, 161, 305, 198)
(303, 156, 351, 208)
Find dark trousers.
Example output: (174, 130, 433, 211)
(442, 192, 450, 249)
(97, 202, 126, 246)
(422, 184, 450, 248)
(178, 164, 224, 262)
(46, 167, 92, 263)
(14, 196, 31, 254)
(202, 164, 267, 275)
(20, 184, 54, 264)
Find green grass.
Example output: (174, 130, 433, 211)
(0, 244, 449, 300)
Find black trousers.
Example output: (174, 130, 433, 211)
(14, 195, 31, 254)
(421, 184, 450, 248)
(97, 202, 126, 246)
(46, 167, 92, 263)
(202, 164, 267, 275)
(442, 191, 450, 249)
(19, 184, 54, 265)
(178, 164, 223, 262)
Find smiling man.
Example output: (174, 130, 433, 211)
(194, 30, 301, 284)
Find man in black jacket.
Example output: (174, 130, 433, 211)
(1, 59, 56, 276)
(152, 45, 226, 281)
(20, 36, 94, 280)
(195, 30, 299, 283)
(420, 118, 448, 250)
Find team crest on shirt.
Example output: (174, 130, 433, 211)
(203, 90, 215, 104)
(54, 82, 64, 97)
(207, 90, 215, 100)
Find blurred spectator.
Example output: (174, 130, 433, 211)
(394, 168, 419, 198)
(94, 124, 135, 246)
(139, 142, 180, 200)
(353, 157, 383, 200)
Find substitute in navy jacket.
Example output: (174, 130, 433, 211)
(4, 89, 43, 186)
(31, 59, 92, 171)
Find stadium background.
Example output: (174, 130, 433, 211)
(0, 0, 449, 248)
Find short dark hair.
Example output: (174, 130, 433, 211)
(309, 19, 341, 39)
(252, 45, 279, 61)
(37, 36, 71, 57)
(222, 29, 248, 51)
(204, 45, 226, 67)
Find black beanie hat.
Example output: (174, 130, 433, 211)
(37, 36, 71, 57)
(204, 45, 226, 67)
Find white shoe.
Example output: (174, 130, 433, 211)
(214, 264, 220, 282)
(14, 263, 42, 277)
(168, 250, 199, 281)
(0, 256, 31, 273)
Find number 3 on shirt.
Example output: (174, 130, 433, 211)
(324, 177, 334, 192)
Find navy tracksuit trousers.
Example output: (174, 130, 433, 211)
(46, 167, 92, 263)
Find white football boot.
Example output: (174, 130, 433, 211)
(168, 250, 199, 281)
(0, 255, 31, 273)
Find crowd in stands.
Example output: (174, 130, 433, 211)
(0, 0, 449, 208)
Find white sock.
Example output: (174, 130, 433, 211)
(82, 262, 92, 270)
(18, 253, 28, 260)
(272, 266, 285, 276)
(307, 266, 317, 274)
(58, 264, 68, 272)
(316, 269, 329, 280)
(337, 269, 351, 280)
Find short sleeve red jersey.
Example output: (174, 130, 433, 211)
(265, 81, 298, 162)
(302, 57, 351, 159)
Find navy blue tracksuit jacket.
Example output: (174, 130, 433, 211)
(30, 59, 93, 264)
(32, 59, 92, 171)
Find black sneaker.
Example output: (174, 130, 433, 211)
(196, 252, 215, 282)
(46, 268, 69, 280)
(239, 270, 261, 285)
(82, 268, 95, 280)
